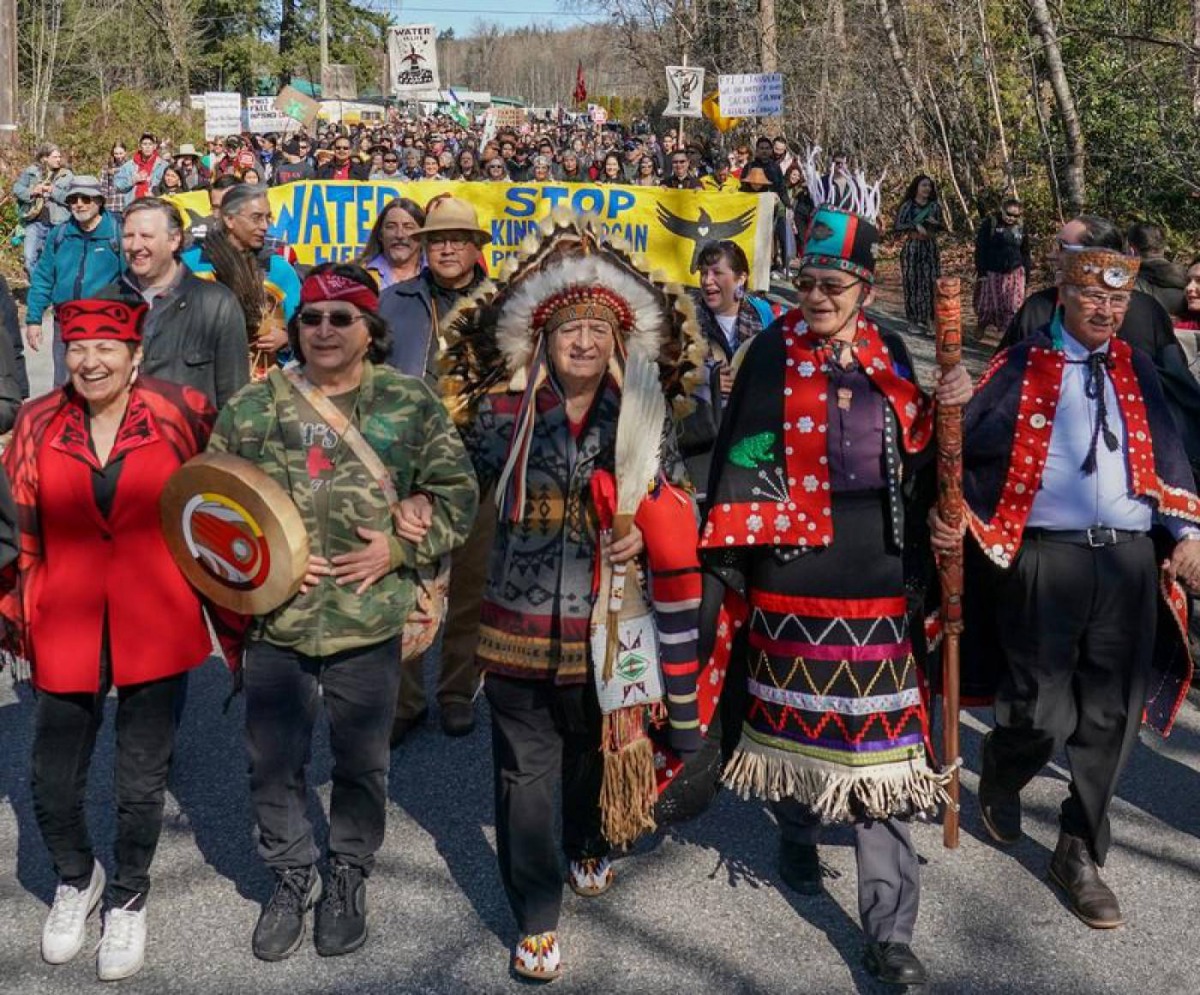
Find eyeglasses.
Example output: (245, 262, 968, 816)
(1074, 289, 1132, 310)
(298, 308, 362, 328)
(427, 234, 474, 248)
(66, 195, 96, 205)
(795, 276, 863, 298)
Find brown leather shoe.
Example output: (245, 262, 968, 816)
(1048, 832, 1125, 929)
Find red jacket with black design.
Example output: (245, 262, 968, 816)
(0, 378, 224, 693)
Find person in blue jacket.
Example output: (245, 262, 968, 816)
(25, 176, 126, 386)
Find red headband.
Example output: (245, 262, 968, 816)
(58, 299, 147, 343)
(299, 272, 380, 314)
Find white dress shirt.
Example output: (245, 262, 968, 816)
(1027, 330, 1152, 531)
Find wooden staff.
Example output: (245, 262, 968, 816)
(934, 276, 964, 849)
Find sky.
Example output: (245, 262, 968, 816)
(369, 0, 606, 38)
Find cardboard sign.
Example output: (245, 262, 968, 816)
(274, 86, 320, 128)
(717, 73, 784, 117)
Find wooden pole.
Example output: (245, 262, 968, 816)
(677, 53, 687, 147)
(934, 276, 964, 849)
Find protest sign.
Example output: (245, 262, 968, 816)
(665, 66, 705, 118)
(246, 97, 296, 134)
(388, 24, 440, 94)
(274, 86, 320, 128)
(203, 92, 242, 140)
(170, 180, 775, 290)
(717, 73, 784, 117)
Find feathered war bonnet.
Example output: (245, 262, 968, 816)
(439, 210, 705, 522)
(798, 146, 885, 284)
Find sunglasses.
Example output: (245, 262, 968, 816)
(66, 195, 96, 205)
(298, 309, 362, 328)
(795, 276, 862, 298)
(333, 144, 351, 151)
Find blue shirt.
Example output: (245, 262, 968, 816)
(1027, 329, 1195, 539)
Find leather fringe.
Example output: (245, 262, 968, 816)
(599, 706, 661, 847)
(722, 748, 953, 823)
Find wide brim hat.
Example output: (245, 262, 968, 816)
(416, 195, 492, 244)
(740, 167, 771, 188)
(66, 175, 104, 201)
(177, 144, 200, 158)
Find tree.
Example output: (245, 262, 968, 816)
(1025, 0, 1086, 214)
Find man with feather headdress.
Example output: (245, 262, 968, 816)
(439, 215, 707, 982)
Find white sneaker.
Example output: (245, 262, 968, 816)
(41, 861, 105, 964)
(97, 903, 146, 982)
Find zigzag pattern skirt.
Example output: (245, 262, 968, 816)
(723, 491, 951, 823)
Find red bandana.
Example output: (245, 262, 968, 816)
(299, 272, 380, 314)
(967, 337, 1200, 567)
(702, 312, 933, 551)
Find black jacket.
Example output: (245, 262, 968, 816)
(974, 215, 1031, 278)
(1135, 257, 1189, 318)
(103, 268, 250, 409)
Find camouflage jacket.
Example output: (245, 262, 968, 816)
(208, 361, 479, 657)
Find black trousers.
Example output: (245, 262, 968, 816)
(773, 799, 921, 944)
(244, 638, 401, 875)
(31, 673, 184, 909)
(484, 674, 608, 936)
(986, 534, 1156, 864)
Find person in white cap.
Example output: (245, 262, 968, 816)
(24, 174, 125, 386)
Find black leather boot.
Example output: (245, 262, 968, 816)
(978, 731, 1022, 845)
(864, 941, 928, 986)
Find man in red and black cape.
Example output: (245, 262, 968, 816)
(945, 245, 1200, 930)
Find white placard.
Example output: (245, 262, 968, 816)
(717, 73, 784, 117)
(664, 65, 705, 118)
(204, 92, 243, 140)
(246, 97, 295, 134)
(590, 105, 608, 125)
(388, 24, 440, 95)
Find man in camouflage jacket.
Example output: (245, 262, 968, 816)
(208, 329, 478, 959)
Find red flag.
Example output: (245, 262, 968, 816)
(573, 61, 587, 105)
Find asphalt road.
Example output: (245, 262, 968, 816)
(1, 312, 1198, 994)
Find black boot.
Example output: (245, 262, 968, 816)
(864, 941, 928, 986)
(1048, 832, 1124, 928)
(252, 866, 321, 962)
(315, 861, 368, 956)
(778, 839, 823, 895)
(390, 707, 428, 748)
(978, 731, 1022, 845)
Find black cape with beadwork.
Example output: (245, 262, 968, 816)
(953, 328, 1195, 734)
(694, 320, 942, 762)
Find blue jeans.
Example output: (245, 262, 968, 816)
(22, 220, 49, 276)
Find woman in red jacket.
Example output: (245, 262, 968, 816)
(0, 298, 219, 982)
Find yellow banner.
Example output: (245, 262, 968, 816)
(171, 180, 776, 290)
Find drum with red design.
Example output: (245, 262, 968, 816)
(160, 452, 310, 614)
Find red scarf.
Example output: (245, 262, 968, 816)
(702, 311, 933, 551)
(132, 150, 160, 198)
(967, 336, 1200, 567)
